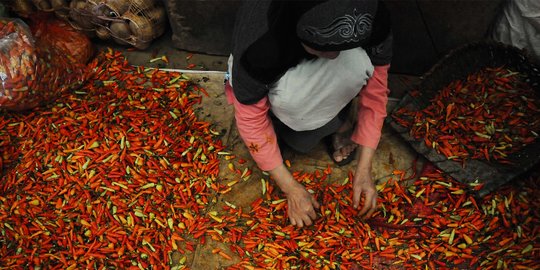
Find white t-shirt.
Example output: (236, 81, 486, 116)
(268, 47, 374, 131)
(227, 47, 374, 131)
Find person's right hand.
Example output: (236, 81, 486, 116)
(269, 163, 320, 227)
(284, 182, 320, 227)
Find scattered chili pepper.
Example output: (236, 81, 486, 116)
(0, 48, 227, 268)
(393, 67, 540, 163)
(149, 55, 169, 64)
(1, 49, 538, 269)
(220, 162, 539, 269)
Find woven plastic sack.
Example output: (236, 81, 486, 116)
(0, 17, 86, 111)
(491, 0, 540, 62)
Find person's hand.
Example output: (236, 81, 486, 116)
(269, 163, 320, 227)
(352, 166, 377, 219)
(284, 182, 320, 227)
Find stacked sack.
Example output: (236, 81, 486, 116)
(10, 0, 167, 49)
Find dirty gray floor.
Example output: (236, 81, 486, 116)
(99, 30, 423, 269)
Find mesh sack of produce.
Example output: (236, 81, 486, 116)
(0, 18, 87, 111)
(88, 0, 168, 49)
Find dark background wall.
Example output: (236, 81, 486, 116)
(386, 0, 504, 74)
(165, 0, 505, 75)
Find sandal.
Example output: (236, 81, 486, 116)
(325, 131, 357, 167)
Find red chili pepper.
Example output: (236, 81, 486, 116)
(215, 154, 539, 269)
(2, 50, 539, 269)
(0, 49, 226, 268)
(393, 67, 540, 163)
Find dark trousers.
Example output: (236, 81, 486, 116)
(271, 102, 352, 154)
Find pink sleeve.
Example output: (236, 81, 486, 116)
(351, 64, 390, 149)
(225, 83, 283, 171)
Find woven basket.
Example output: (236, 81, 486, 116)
(388, 42, 540, 196)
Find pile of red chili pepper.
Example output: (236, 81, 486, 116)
(1, 49, 538, 269)
(218, 164, 539, 269)
(392, 67, 540, 163)
(0, 49, 228, 268)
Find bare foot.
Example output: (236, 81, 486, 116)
(331, 132, 357, 162)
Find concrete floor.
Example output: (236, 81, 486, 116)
(98, 31, 424, 269)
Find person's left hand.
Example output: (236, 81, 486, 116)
(352, 166, 377, 219)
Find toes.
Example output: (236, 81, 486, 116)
(343, 145, 352, 154)
(334, 146, 353, 162)
(331, 132, 357, 163)
(339, 144, 355, 157)
(333, 151, 343, 162)
(339, 147, 349, 159)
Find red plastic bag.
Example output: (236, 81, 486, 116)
(29, 13, 94, 64)
(0, 17, 87, 111)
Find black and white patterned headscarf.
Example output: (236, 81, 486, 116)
(296, 0, 378, 51)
